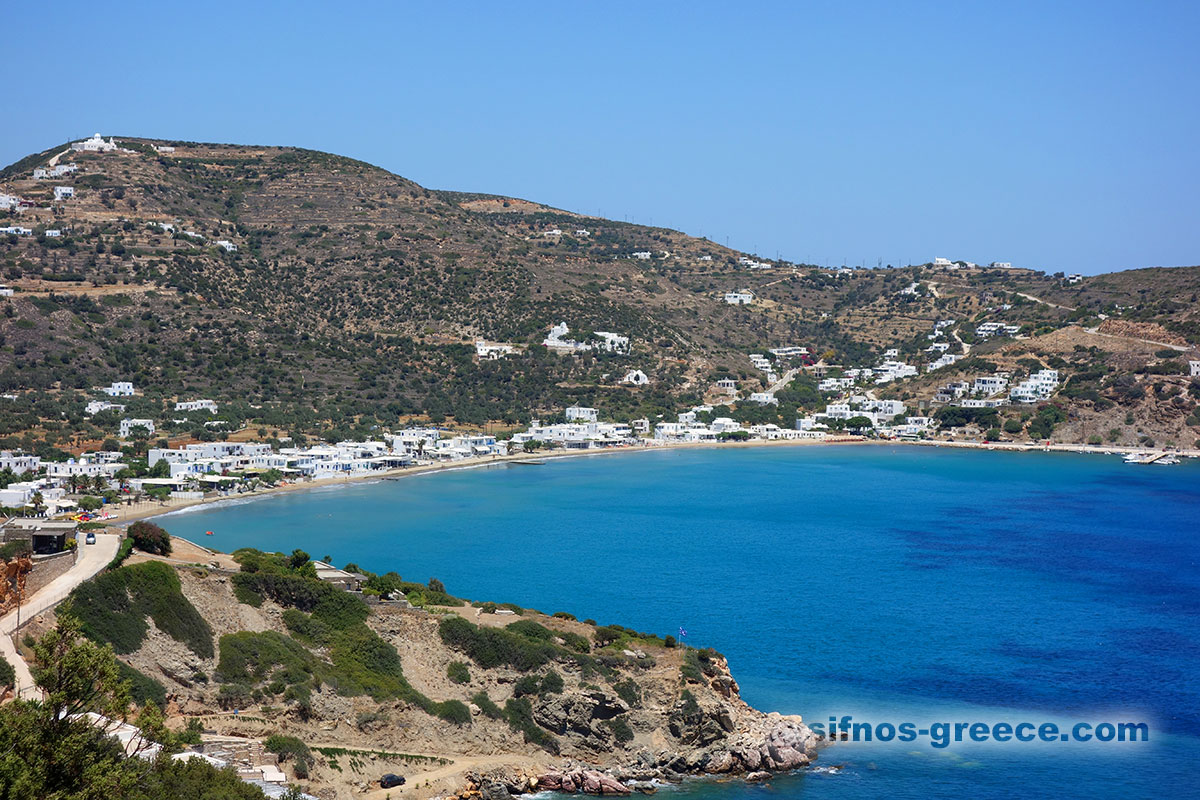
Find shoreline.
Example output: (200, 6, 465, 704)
(105, 435, 1197, 527)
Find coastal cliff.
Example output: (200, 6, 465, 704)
(51, 544, 817, 799)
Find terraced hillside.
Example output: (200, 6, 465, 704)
(1, 136, 1198, 451)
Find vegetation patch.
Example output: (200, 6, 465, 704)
(68, 561, 214, 658)
(438, 615, 559, 670)
(503, 696, 560, 754)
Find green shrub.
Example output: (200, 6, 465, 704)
(505, 619, 555, 641)
(438, 616, 558, 671)
(282, 609, 332, 645)
(118, 661, 167, 707)
(540, 670, 564, 694)
(447, 661, 470, 684)
(265, 734, 312, 778)
(232, 581, 263, 607)
(106, 538, 134, 570)
(663, 635, 677, 648)
(216, 683, 253, 710)
(613, 678, 641, 708)
(231, 571, 369, 627)
(0, 658, 16, 690)
(217, 631, 324, 686)
(69, 561, 213, 658)
(560, 631, 591, 653)
(504, 697, 559, 754)
(513, 674, 541, 697)
(128, 521, 172, 556)
(552, 611, 576, 621)
(471, 691, 505, 720)
(603, 716, 634, 743)
(0, 540, 32, 561)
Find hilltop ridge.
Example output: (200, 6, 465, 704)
(1, 134, 1198, 452)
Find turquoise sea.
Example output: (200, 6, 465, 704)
(158, 446, 1200, 799)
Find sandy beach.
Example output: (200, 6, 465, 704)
(100, 434, 1197, 529)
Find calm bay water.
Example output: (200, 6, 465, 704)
(159, 446, 1200, 798)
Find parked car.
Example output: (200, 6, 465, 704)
(85, 532, 96, 545)
(380, 774, 405, 789)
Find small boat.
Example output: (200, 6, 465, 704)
(205, 530, 214, 536)
(1155, 455, 1181, 465)
(511, 459, 546, 466)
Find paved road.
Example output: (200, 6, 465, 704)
(0, 533, 120, 699)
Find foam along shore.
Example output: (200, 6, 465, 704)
(106, 434, 1198, 528)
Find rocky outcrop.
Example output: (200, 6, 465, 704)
(533, 689, 629, 749)
(538, 769, 631, 795)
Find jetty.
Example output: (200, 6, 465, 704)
(1124, 452, 1175, 465)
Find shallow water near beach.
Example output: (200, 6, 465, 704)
(161, 446, 1200, 798)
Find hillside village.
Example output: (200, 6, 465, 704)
(2, 133, 1200, 491)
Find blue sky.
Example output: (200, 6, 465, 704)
(4, 1, 1197, 274)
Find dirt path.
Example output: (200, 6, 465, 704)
(0, 533, 120, 699)
(1016, 291, 1076, 311)
(359, 754, 544, 800)
(1082, 326, 1191, 352)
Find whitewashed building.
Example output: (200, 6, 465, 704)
(565, 406, 599, 423)
(71, 133, 118, 152)
(53, 186, 75, 201)
(724, 290, 755, 305)
(621, 369, 649, 386)
(119, 418, 155, 438)
(85, 400, 125, 416)
(175, 399, 218, 413)
(475, 341, 515, 360)
(102, 381, 135, 397)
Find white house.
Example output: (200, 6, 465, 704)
(53, 186, 75, 201)
(724, 290, 755, 305)
(475, 340, 515, 360)
(1066, 273, 1083, 284)
(32, 168, 49, 179)
(990, 262, 1012, 269)
(0, 195, 22, 211)
(715, 378, 738, 395)
(71, 133, 117, 152)
(621, 369, 649, 386)
(542, 228, 563, 237)
(0, 285, 13, 297)
(973, 375, 1010, 396)
(0, 227, 33, 236)
(575, 229, 590, 237)
(45, 229, 61, 237)
(102, 381, 135, 397)
(631, 251, 652, 260)
(85, 400, 125, 416)
(926, 353, 960, 372)
(748, 392, 778, 405)
(594, 332, 630, 353)
(216, 240, 237, 252)
(175, 399, 218, 413)
(119, 418, 155, 438)
(0, 451, 40, 473)
(565, 406, 599, 423)
(153, 144, 175, 154)
(1009, 370, 1060, 404)
(1190, 361, 1200, 377)
(975, 322, 1021, 339)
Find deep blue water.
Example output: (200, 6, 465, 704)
(158, 446, 1200, 798)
